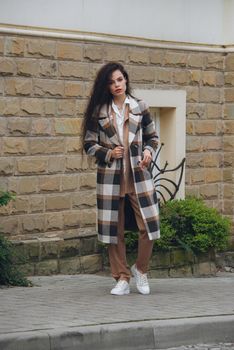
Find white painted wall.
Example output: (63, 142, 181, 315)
(0, 0, 233, 45)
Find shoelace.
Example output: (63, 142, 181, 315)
(116, 280, 127, 287)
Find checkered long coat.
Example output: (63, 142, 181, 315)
(84, 96, 160, 244)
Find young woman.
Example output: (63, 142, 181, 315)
(83, 62, 160, 295)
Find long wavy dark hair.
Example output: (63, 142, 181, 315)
(82, 62, 132, 146)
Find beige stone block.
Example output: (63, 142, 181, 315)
(45, 212, 64, 230)
(66, 137, 82, 153)
(190, 70, 201, 85)
(44, 99, 56, 116)
(48, 156, 66, 173)
(226, 54, 234, 71)
(186, 136, 202, 152)
(104, 46, 127, 62)
(149, 50, 164, 65)
(30, 196, 45, 213)
(21, 98, 44, 115)
(130, 66, 156, 83)
(63, 211, 81, 228)
(156, 69, 171, 83)
(46, 194, 71, 211)
(224, 121, 234, 134)
(35, 260, 58, 275)
(34, 79, 64, 97)
(66, 156, 89, 171)
(54, 119, 82, 135)
(173, 70, 190, 85)
(8, 118, 31, 135)
(0, 78, 3, 95)
(17, 58, 39, 76)
(186, 154, 204, 168)
(84, 45, 103, 61)
(80, 173, 96, 189)
(76, 99, 87, 115)
(17, 157, 47, 174)
(203, 153, 222, 167)
(0, 217, 18, 234)
(39, 60, 57, 77)
(200, 184, 219, 199)
(191, 170, 205, 184)
(223, 184, 234, 199)
(224, 104, 234, 119)
(39, 175, 60, 192)
(203, 136, 222, 151)
(199, 87, 221, 103)
(79, 208, 96, 226)
(3, 137, 28, 154)
(164, 52, 188, 67)
(128, 49, 148, 64)
(186, 87, 199, 103)
(0, 58, 16, 75)
(223, 136, 234, 151)
(169, 266, 193, 277)
(5, 77, 32, 96)
(186, 120, 194, 135)
(185, 185, 200, 197)
(186, 103, 205, 119)
(6, 37, 25, 56)
(58, 62, 90, 79)
(223, 153, 234, 167)
(29, 138, 65, 155)
(18, 177, 38, 194)
(205, 54, 224, 70)
(205, 169, 222, 183)
(61, 175, 79, 191)
(59, 256, 81, 274)
(0, 117, 6, 135)
(57, 100, 77, 116)
(72, 191, 96, 208)
(194, 121, 217, 135)
(80, 254, 102, 273)
(225, 72, 234, 85)
(12, 197, 30, 214)
(7, 177, 18, 193)
(202, 71, 223, 87)
(188, 54, 205, 68)
(206, 104, 222, 119)
(20, 214, 45, 233)
(0, 158, 14, 175)
(223, 201, 233, 215)
(223, 169, 233, 182)
(57, 42, 83, 60)
(64, 81, 84, 97)
(3, 97, 21, 116)
(0, 36, 4, 54)
(225, 88, 234, 103)
(31, 119, 52, 136)
(26, 39, 56, 58)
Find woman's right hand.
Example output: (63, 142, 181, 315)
(111, 146, 124, 159)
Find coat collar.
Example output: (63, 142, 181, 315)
(98, 96, 142, 145)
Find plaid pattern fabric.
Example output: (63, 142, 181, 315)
(84, 96, 160, 244)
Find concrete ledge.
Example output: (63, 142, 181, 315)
(1, 315, 234, 350)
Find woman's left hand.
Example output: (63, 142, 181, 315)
(139, 149, 152, 169)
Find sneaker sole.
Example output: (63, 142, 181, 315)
(110, 289, 130, 296)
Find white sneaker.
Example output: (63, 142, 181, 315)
(110, 280, 130, 295)
(131, 264, 150, 295)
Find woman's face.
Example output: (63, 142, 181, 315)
(108, 70, 127, 98)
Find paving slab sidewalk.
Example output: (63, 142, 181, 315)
(0, 273, 234, 350)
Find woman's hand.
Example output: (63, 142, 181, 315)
(111, 146, 124, 159)
(139, 149, 152, 169)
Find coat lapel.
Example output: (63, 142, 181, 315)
(98, 105, 120, 146)
(128, 96, 142, 145)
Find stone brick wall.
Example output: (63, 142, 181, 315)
(0, 33, 233, 246)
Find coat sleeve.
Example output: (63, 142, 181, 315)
(84, 127, 113, 165)
(140, 101, 159, 154)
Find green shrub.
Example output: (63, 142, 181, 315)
(0, 191, 31, 287)
(154, 197, 231, 253)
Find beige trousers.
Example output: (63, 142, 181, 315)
(108, 192, 154, 282)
